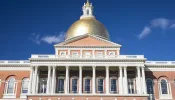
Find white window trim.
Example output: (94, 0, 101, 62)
(71, 76, 78, 93)
(159, 78, 172, 99)
(110, 77, 117, 93)
(20, 78, 29, 98)
(96, 76, 104, 93)
(38, 78, 47, 94)
(83, 76, 91, 93)
(57, 76, 65, 93)
(3, 78, 17, 99)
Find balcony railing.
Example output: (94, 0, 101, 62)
(31, 54, 145, 59)
(145, 61, 175, 64)
(0, 60, 30, 64)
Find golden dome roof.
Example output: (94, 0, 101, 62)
(65, 17, 109, 40)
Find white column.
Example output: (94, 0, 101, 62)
(92, 66, 96, 94)
(28, 66, 34, 94)
(65, 66, 69, 94)
(51, 66, 56, 94)
(141, 66, 146, 94)
(123, 66, 128, 94)
(79, 66, 82, 94)
(106, 66, 109, 94)
(33, 66, 38, 94)
(136, 66, 141, 94)
(119, 66, 123, 94)
(47, 66, 51, 94)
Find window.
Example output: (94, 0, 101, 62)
(146, 79, 154, 94)
(97, 78, 104, 93)
(72, 79, 78, 93)
(96, 52, 103, 57)
(87, 9, 89, 15)
(38, 78, 47, 93)
(161, 79, 168, 94)
(110, 78, 117, 93)
(57, 78, 65, 93)
(146, 78, 155, 100)
(21, 78, 29, 94)
(128, 79, 135, 94)
(60, 51, 66, 56)
(109, 52, 115, 56)
(72, 52, 78, 57)
(84, 78, 91, 93)
(84, 52, 91, 58)
(6, 78, 16, 94)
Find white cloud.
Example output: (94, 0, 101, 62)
(150, 18, 170, 29)
(170, 24, 175, 29)
(41, 33, 65, 44)
(138, 18, 175, 39)
(29, 32, 65, 45)
(138, 26, 151, 39)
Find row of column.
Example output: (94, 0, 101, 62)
(28, 65, 146, 94)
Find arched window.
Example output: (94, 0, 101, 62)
(161, 79, 168, 94)
(21, 78, 29, 94)
(5, 78, 16, 94)
(159, 78, 172, 99)
(146, 79, 154, 94)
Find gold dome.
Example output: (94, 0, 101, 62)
(65, 17, 109, 40)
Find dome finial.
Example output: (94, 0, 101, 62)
(80, 0, 95, 19)
(86, 0, 90, 6)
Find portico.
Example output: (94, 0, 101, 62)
(28, 65, 147, 95)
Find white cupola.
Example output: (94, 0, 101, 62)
(80, 0, 95, 19)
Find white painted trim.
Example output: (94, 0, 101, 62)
(83, 76, 91, 93)
(70, 76, 79, 93)
(96, 76, 105, 93)
(109, 77, 118, 93)
(145, 68, 175, 71)
(0, 67, 30, 71)
(159, 79, 172, 99)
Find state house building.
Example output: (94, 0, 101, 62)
(0, 1, 175, 100)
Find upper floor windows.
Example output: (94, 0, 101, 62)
(21, 78, 29, 94)
(38, 78, 47, 93)
(5, 77, 16, 94)
(110, 77, 117, 93)
(57, 77, 65, 93)
(159, 78, 172, 99)
(60, 51, 66, 56)
(160, 79, 168, 94)
(97, 77, 104, 93)
(71, 77, 78, 93)
(84, 77, 91, 93)
(128, 78, 136, 94)
(146, 78, 154, 94)
(109, 52, 115, 56)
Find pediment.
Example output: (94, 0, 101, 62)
(55, 34, 121, 47)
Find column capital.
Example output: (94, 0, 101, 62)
(92, 66, 96, 68)
(105, 66, 109, 68)
(48, 66, 52, 69)
(65, 66, 69, 69)
(136, 66, 141, 69)
(123, 66, 127, 69)
(52, 66, 56, 69)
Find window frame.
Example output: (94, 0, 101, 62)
(159, 78, 172, 99)
(109, 52, 115, 56)
(72, 52, 79, 58)
(71, 76, 78, 93)
(97, 77, 104, 93)
(38, 78, 47, 94)
(57, 76, 65, 93)
(83, 76, 91, 93)
(21, 78, 29, 94)
(127, 78, 136, 94)
(110, 77, 117, 93)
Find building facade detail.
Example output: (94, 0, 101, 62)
(0, 0, 175, 100)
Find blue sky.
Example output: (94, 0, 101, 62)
(0, 0, 175, 60)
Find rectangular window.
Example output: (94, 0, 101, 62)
(72, 52, 78, 57)
(110, 79, 117, 93)
(98, 79, 104, 93)
(128, 79, 135, 94)
(85, 79, 90, 93)
(57, 79, 64, 93)
(38, 78, 47, 93)
(22, 81, 29, 93)
(72, 79, 78, 93)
